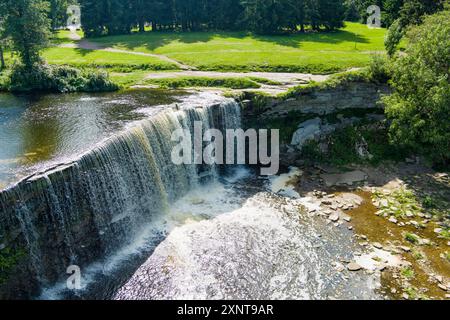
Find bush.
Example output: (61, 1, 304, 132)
(383, 10, 450, 166)
(367, 55, 391, 84)
(144, 77, 261, 89)
(384, 19, 404, 57)
(7, 62, 118, 93)
(301, 122, 410, 167)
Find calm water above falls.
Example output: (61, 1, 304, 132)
(0, 89, 183, 189)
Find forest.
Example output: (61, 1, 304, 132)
(71, 0, 444, 36)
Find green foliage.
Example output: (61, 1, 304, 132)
(282, 68, 375, 100)
(249, 92, 273, 112)
(367, 54, 391, 84)
(2, 0, 51, 68)
(79, 0, 347, 36)
(384, 19, 404, 56)
(0, 247, 26, 284)
(422, 196, 437, 209)
(144, 77, 262, 89)
(401, 266, 415, 279)
(8, 62, 118, 93)
(398, 0, 445, 27)
(349, 0, 445, 27)
(301, 122, 410, 167)
(383, 10, 450, 165)
(405, 233, 420, 244)
(382, 0, 405, 27)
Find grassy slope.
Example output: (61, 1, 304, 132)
(42, 47, 176, 71)
(1, 23, 386, 90)
(91, 22, 387, 74)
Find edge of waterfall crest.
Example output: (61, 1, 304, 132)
(0, 95, 241, 299)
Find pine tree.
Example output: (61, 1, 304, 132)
(79, 0, 105, 37)
(318, 0, 345, 30)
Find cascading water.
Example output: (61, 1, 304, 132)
(0, 96, 241, 299)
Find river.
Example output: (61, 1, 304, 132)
(0, 90, 383, 300)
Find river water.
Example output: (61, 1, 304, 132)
(0, 90, 383, 300)
(0, 89, 183, 189)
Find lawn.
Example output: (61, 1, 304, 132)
(90, 22, 387, 74)
(42, 47, 177, 71)
(142, 76, 265, 89)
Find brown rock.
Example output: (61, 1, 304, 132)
(347, 263, 362, 271)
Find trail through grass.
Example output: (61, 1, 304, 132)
(89, 22, 386, 73)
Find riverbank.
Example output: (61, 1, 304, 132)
(282, 161, 450, 300)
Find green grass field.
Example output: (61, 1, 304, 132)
(42, 47, 177, 71)
(90, 22, 387, 74)
(1, 22, 387, 90)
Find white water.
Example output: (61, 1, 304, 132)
(115, 168, 381, 300)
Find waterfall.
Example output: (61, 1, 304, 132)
(0, 97, 241, 298)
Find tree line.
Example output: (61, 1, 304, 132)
(78, 0, 348, 37)
(0, 0, 446, 70)
(345, 0, 445, 27)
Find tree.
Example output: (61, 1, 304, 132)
(383, 10, 450, 165)
(49, 0, 77, 30)
(3, 0, 51, 68)
(382, 0, 404, 27)
(0, 2, 7, 69)
(398, 0, 444, 27)
(78, 0, 348, 36)
(384, 18, 404, 56)
(344, 0, 361, 22)
(318, 0, 345, 30)
(239, 0, 295, 34)
(384, 0, 445, 57)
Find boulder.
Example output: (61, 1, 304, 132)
(291, 118, 322, 148)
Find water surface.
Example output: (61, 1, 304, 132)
(0, 89, 183, 189)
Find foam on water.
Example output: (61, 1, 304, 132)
(115, 173, 382, 300)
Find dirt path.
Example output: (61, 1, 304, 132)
(60, 33, 332, 93)
(61, 36, 193, 70)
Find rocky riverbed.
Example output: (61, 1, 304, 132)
(287, 161, 450, 300)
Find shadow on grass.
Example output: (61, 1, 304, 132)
(86, 28, 371, 52)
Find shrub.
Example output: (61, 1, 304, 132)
(0, 247, 26, 285)
(383, 10, 450, 166)
(7, 62, 118, 93)
(367, 55, 391, 84)
(145, 77, 261, 89)
(384, 19, 404, 57)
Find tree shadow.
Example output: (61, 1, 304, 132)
(252, 29, 370, 49)
(86, 28, 370, 52)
